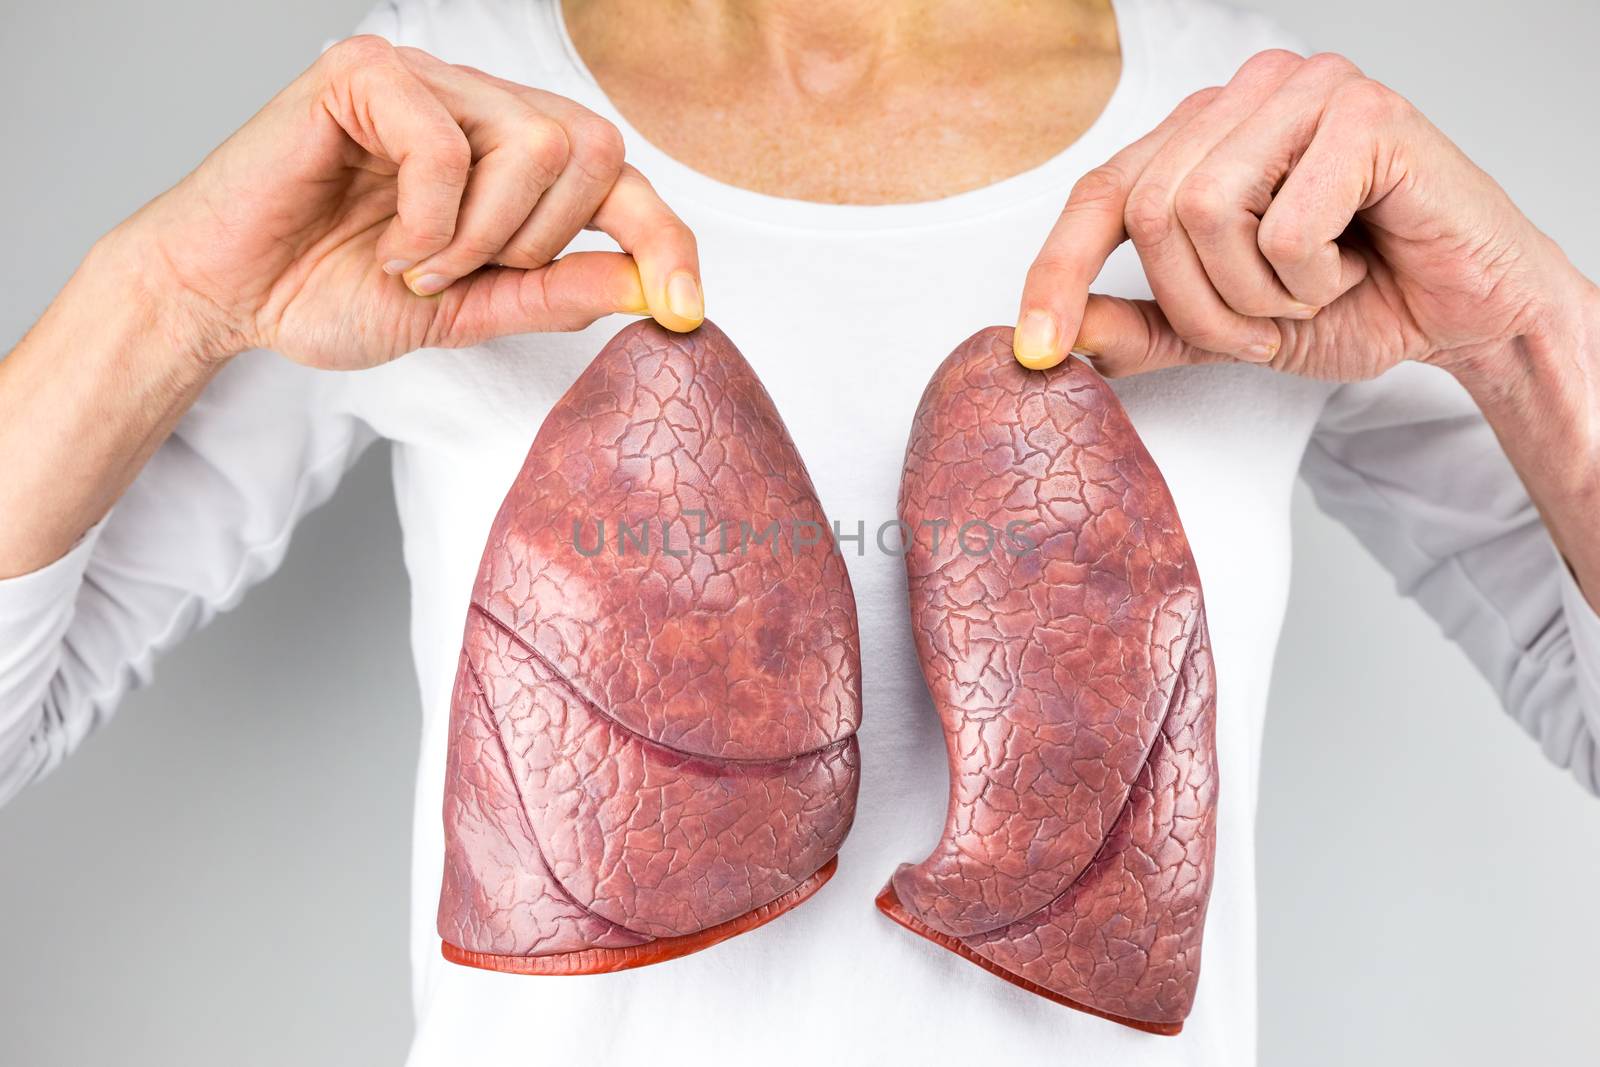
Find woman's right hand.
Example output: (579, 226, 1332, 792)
(125, 35, 702, 370)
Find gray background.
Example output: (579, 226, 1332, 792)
(2, 1, 1596, 1064)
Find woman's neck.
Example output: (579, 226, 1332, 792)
(563, 0, 1121, 204)
(690, 0, 918, 101)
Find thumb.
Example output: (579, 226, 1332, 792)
(1069, 294, 1256, 378)
(430, 251, 649, 347)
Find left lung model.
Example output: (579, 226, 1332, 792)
(438, 319, 861, 975)
(877, 326, 1218, 1035)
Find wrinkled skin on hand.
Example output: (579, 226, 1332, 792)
(878, 327, 1217, 1034)
(438, 319, 861, 973)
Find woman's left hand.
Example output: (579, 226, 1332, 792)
(1013, 49, 1587, 384)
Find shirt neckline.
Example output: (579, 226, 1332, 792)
(535, 0, 1152, 233)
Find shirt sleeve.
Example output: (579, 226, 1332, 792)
(1300, 361, 1600, 795)
(0, 3, 408, 808)
(0, 352, 376, 806)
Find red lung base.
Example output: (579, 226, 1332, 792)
(877, 326, 1218, 1034)
(438, 319, 862, 973)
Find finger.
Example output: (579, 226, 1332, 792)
(1015, 88, 1219, 370)
(318, 38, 472, 270)
(427, 250, 649, 347)
(1258, 75, 1398, 306)
(1122, 50, 1303, 360)
(589, 165, 702, 332)
(450, 74, 630, 268)
(391, 54, 571, 294)
(1186, 53, 1369, 313)
(1178, 164, 1314, 321)
(1077, 275, 1404, 380)
(1160, 51, 1320, 322)
(1071, 293, 1237, 377)
(498, 95, 626, 269)
(400, 130, 568, 293)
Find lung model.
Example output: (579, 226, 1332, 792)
(877, 326, 1218, 1035)
(438, 319, 862, 974)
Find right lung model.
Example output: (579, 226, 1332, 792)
(437, 319, 862, 976)
(876, 326, 1218, 1036)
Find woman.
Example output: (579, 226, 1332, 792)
(1, 0, 1595, 1063)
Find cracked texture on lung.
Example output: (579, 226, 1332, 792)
(438, 319, 861, 961)
(882, 326, 1217, 1031)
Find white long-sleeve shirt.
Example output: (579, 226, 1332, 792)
(3, 1, 1597, 1064)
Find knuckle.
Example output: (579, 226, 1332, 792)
(494, 107, 568, 187)
(1124, 183, 1176, 244)
(654, 216, 697, 253)
(498, 238, 551, 269)
(1258, 47, 1308, 67)
(393, 45, 435, 68)
(408, 217, 457, 248)
(1257, 215, 1313, 264)
(1127, 300, 1174, 373)
(324, 34, 394, 71)
(1023, 257, 1070, 294)
(1303, 51, 1362, 81)
(1177, 86, 1223, 115)
(1299, 284, 1342, 309)
(1068, 165, 1127, 209)
(1334, 77, 1408, 124)
(1289, 268, 1345, 307)
(1174, 171, 1231, 236)
(568, 114, 626, 180)
(524, 115, 571, 179)
(451, 231, 508, 260)
(519, 268, 557, 317)
(1237, 48, 1304, 81)
(429, 130, 472, 179)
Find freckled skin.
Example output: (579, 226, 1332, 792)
(877, 327, 1218, 1034)
(565, 0, 1122, 205)
(438, 320, 861, 970)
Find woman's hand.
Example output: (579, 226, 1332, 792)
(1013, 49, 1586, 384)
(125, 35, 702, 370)
(0, 35, 703, 575)
(1014, 48, 1600, 607)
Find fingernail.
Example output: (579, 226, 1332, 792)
(407, 273, 450, 296)
(1287, 302, 1319, 319)
(666, 271, 704, 324)
(1014, 310, 1061, 368)
(1242, 342, 1277, 362)
(383, 259, 414, 276)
